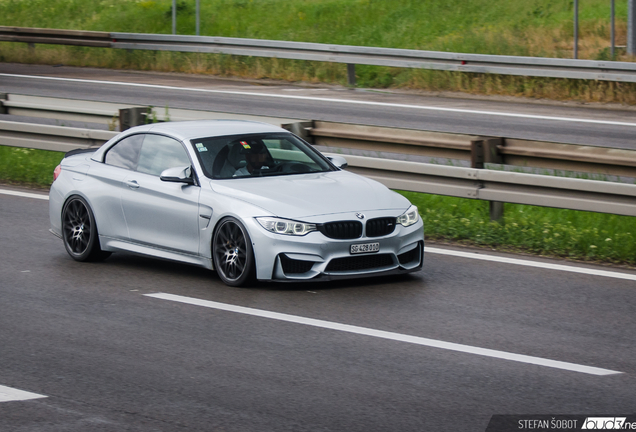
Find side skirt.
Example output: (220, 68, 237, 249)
(100, 236, 214, 270)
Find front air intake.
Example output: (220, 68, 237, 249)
(325, 254, 394, 272)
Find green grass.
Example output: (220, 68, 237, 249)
(0, 0, 624, 51)
(0, 0, 635, 102)
(0, 146, 64, 187)
(399, 191, 636, 265)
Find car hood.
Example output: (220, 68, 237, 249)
(209, 170, 410, 219)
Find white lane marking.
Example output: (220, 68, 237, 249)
(1, 188, 634, 282)
(426, 247, 636, 282)
(0, 188, 49, 200)
(0, 385, 47, 402)
(145, 292, 621, 376)
(3, 73, 636, 128)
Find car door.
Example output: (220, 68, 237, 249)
(94, 133, 145, 240)
(120, 133, 201, 255)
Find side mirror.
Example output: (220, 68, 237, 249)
(328, 155, 348, 169)
(160, 166, 195, 185)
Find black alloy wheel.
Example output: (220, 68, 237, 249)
(213, 217, 255, 287)
(61, 196, 110, 262)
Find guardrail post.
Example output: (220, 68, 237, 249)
(485, 138, 504, 222)
(119, 107, 148, 131)
(347, 64, 356, 87)
(489, 201, 504, 222)
(483, 138, 504, 165)
(472, 138, 505, 222)
(471, 139, 485, 169)
(0, 93, 7, 115)
(471, 138, 503, 167)
(282, 121, 314, 144)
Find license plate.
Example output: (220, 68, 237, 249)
(350, 242, 380, 254)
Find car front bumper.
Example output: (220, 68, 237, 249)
(246, 217, 424, 282)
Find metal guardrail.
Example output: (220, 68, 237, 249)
(0, 94, 303, 129)
(0, 120, 116, 152)
(2, 26, 636, 84)
(3, 94, 636, 179)
(0, 26, 110, 47)
(307, 121, 636, 179)
(0, 119, 635, 217)
(340, 154, 636, 217)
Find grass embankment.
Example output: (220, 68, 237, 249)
(0, 147, 633, 266)
(0, 0, 635, 103)
(0, 146, 63, 186)
(400, 191, 636, 266)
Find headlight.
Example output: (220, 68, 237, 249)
(397, 205, 419, 227)
(256, 217, 317, 236)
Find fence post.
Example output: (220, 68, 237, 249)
(196, 0, 200, 36)
(629, 0, 636, 55)
(611, 0, 616, 59)
(574, 0, 579, 59)
(172, 0, 177, 35)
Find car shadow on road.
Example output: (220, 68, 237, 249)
(253, 273, 421, 292)
(94, 252, 423, 292)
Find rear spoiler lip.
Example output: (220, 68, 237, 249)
(65, 148, 97, 158)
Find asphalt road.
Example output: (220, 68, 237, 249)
(1, 64, 636, 431)
(1, 189, 635, 432)
(1, 62, 636, 150)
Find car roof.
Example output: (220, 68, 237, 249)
(92, 120, 289, 162)
(130, 120, 286, 140)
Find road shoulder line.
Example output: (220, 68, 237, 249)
(145, 292, 622, 376)
(426, 247, 636, 281)
(0, 385, 47, 402)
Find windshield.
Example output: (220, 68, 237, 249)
(190, 132, 335, 179)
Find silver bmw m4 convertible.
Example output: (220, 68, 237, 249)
(49, 120, 424, 286)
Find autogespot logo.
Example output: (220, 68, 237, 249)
(582, 418, 630, 430)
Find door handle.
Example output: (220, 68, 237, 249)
(126, 179, 140, 189)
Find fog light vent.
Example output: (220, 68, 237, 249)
(280, 255, 314, 275)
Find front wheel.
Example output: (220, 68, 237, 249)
(212, 217, 255, 287)
(61, 196, 111, 262)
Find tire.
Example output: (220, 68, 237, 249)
(61, 196, 111, 262)
(212, 217, 255, 287)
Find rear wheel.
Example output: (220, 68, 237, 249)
(62, 196, 111, 262)
(212, 217, 255, 287)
